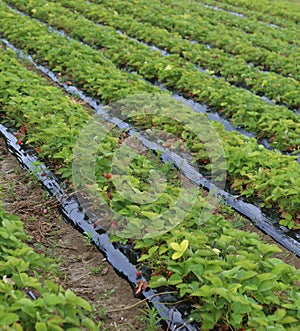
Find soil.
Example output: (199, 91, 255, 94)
(0, 137, 163, 331)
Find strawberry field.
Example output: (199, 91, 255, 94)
(0, 0, 300, 330)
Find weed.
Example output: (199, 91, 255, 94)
(7, 181, 17, 201)
(218, 202, 245, 228)
(89, 264, 104, 275)
(98, 289, 115, 300)
(137, 303, 164, 331)
(83, 231, 94, 246)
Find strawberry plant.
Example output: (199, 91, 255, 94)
(112, 94, 300, 228)
(1, 45, 299, 229)
(0, 201, 100, 330)
(207, 0, 300, 24)
(135, 218, 300, 330)
(0, 1, 300, 328)
(1, 0, 300, 151)
(87, 0, 300, 80)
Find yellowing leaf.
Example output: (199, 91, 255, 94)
(172, 251, 183, 260)
(181, 239, 189, 252)
(170, 240, 189, 260)
(170, 242, 180, 251)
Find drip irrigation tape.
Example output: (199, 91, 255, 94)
(1, 40, 300, 257)
(0, 123, 200, 331)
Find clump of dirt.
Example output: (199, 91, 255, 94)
(0, 137, 161, 331)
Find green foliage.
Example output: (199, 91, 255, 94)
(0, 31, 299, 225)
(0, 204, 100, 330)
(136, 218, 300, 330)
(1, 0, 299, 226)
(137, 303, 164, 331)
(170, 239, 189, 259)
(0, 1, 300, 329)
(59, 0, 300, 110)
(1, 0, 300, 151)
(89, 0, 300, 79)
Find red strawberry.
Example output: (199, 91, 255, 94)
(17, 140, 22, 145)
(104, 172, 112, 180)
(19, 124, 26, 135)
(136, 270, 142, 278)
(111, 220, 118, 230)
(106, 190, 113, 200)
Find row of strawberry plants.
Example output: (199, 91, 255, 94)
(112, 96, 300, 230)
(2, 0, 300, 153)
(0, 6, 159, 103)
(1, 46, 300, 331)
(0, 60, 189, 241)
(1, 25, 300, 234)
(0, 46, 181, 235)
(54, 0, 300, 110)
(88, 0, 300, 80)
(198, 0, 297, 29)
(1, 2, 300, 227)
(0, 201, 100, 330)
(207, 0, 300, 24)
(172, 0, 299, 45)
(200, 0, 299, 28)
(146, 0, 299, 52)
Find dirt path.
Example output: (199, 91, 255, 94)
(0, 137, 162, 331)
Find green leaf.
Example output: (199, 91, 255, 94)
(0, 313, 19, 326)
(141, 211, 159, 219)
(35, 322, 48, 331)
(190, 264, 204, 279)
(257, 243, 281, 256)
(193, 285, 214, 297)
(180, 240, 189, 251)
(74, 297, 92, 311)
(127, 205, 141, 213)
(172, 251, 183, 260)
(201, 313, 217, 331)
(168, 273, 183, 285)
(274, 309, 286, 319)
(259, 280, 276, 292)
(279, 316, 298, 324)
(149, 276, 167, 288)
(170, 242, 180, 251)
(43, 293, 65, 307)
(232, 301, 251, 314)
(82, 317, 99, 330)
(148, 246, 158, 256)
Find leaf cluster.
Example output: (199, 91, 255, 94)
(0, 204, 100, 330)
